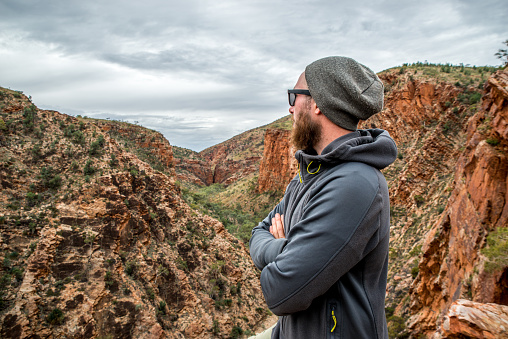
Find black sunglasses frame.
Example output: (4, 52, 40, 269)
(288, 89, 311, 106)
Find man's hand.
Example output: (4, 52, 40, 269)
(270, 213, 285, 239)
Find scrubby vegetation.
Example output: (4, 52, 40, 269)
(382, 62, 499, 93)
(181, 182, 282, 244)
(482, 227, 508, 273)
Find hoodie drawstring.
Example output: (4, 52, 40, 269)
(307, 161, 321, 174)
(298, 161, 322, 183)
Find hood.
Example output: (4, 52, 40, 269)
(295, 129, 397, 182)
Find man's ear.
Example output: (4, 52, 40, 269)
(311, 100, 321, 115)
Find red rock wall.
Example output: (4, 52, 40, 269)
(408, 70, 508, 337)
(257, 129, 297, 194)
(174, 158, 214, 186)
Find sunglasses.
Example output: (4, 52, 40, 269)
(288, 89, 311, 106)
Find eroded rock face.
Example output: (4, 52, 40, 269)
(174, 143, 262, 187)
(174, 157, 214, 186)
(97, 120, 175, 175)
(408, 70, 508, 336)
(257, 129, 297, 194)
(437, 299, 508, 338)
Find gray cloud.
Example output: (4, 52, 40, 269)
(1, 0, 506, 150)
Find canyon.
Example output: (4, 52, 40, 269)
(0, 64, 506, 338)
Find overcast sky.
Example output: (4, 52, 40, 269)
(1, 0, 506, 151)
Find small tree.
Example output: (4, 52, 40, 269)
(495, 39, 508, 67)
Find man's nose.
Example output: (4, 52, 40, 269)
(289, 105, 294, 114)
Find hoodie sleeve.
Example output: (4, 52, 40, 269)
(249, 180, 297, 270)
(260, 163, 390, 315)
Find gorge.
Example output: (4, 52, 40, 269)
(0, 63, 506, 338)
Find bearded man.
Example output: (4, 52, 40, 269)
(249, 56, 397, 339)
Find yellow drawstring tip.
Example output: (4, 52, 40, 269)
(331, 310, 337, 332)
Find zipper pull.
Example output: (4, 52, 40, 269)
(331, 309, 337, 333)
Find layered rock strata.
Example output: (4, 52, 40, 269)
(408, 70, 508, 337)
(257, 129, 297, 194)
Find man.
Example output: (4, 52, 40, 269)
(249, 56, 397, 338)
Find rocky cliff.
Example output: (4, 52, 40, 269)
(0, 89, 274, 338)
(257, 129, 297, 194)
(408, 69, 508, 338)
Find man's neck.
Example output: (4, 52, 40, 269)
(314, 127, 353, 155)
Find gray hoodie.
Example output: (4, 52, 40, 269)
(250, 129, 397, 339)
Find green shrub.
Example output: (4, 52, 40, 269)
(89, 135, 105, 156)
(230, 326, 243, 338)
(104, 271, 114, 288)
(70, 160, 79, 172)
(146, 287, 155, 300)
(109, 154, 118, 167)
(486, 137, 500, 146)
(124, 261, 137, 276)
(31, 144, 42, 160)
(10, 267, 23, 282)
(64, 124, 86, 145)
(26, 192, 41, 208)
(458, 90, 482, 105)
(73, 130, 86, 145)
(411, 264, 419, 278)
(22, 104, 37, 131)
(157, 301, 167, 315)
(469, 92, 482, 104)
(39, 167, 62, 190)
(83, 160, 95, 176)
(482, 227, 508, 272)
(387, 315, 407, 338)
(212, 320, 220, 334)
(442, 122, 452, 133)
(47, 308, 65, 325)
(414, 195, 425, 207)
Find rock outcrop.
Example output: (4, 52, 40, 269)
(174, 143, 262, 188)
(174, 156, 214, 186)
(257, 129, 297, 194)
(96, 120, 175, 175)
(174, 117, 293, 189)
(408, 70, 508, 337)
(437, 299, 508, 338)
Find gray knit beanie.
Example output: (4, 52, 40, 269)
(305, 56, 384, 131)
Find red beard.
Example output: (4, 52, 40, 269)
(290, 108, 322, 152)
